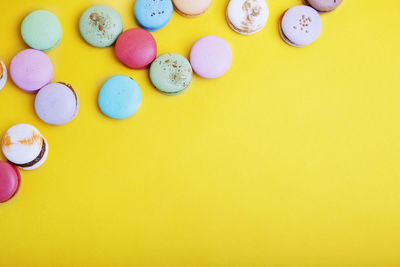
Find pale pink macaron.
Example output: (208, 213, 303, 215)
(10, 49, 54, 93)
(190, 35, 232, 79)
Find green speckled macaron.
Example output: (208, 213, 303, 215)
(79, 5, 123, 48)
(150, 53, 193, 95)
(21, 10, 63, 51)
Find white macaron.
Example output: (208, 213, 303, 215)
(226, 0, 269, 35)
(1, 124, 48, 170)
(0, 61, 7, 90)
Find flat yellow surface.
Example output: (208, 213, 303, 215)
(1, 0, 400, 266)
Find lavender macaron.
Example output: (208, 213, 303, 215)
(10, 49, 54, 93)
(35, 82, 79, 125)
(305, 0, 343, 12)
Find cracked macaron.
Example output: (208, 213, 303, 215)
(0, 60, 7, 91)
(35, 82, 79, 125)
(79, 5, 123, 47)
(305, 0, 343, 12)
(227, 0, 269, 35)
(280, 5, 322, 47)
(135, 0, 173, 31)
(0, 161, 21, 203)
(1, 124, 48, 171)
(21, 10, 63, 51)
(150, 53, 193, 95)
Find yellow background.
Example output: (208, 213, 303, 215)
(1, 0, 400, 266)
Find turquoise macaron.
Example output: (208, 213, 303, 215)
(21, 10, 62, 51)
(134, 0, 173, 31)
(150, 53, 193, 95)
(79, 5, 123, 48)
(98, 75, 142, 119)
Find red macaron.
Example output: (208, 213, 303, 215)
(0, 161, 21, 203)
(115, 28, 157, 69)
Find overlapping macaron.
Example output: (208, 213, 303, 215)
(227, 0, 269, 35)
(305, 0, 343, 12)
(79, 5, 123, 48)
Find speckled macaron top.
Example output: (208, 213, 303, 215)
(21, 10, 63, 51)
(306, 0, 343, 12)
(280, 5, 322, 47)
(135, 0, 173, 31)
(79, 5, 123, 48)
(227, 0, 269, 35)
(150, 53, 193, 95)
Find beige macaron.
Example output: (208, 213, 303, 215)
(173, 0, 212, 17)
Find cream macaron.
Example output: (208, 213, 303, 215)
(173, 0, 212, 17)
(0, 60, 7, 90)
(226, 0, 269, 35)
(1, 124, 48, 170)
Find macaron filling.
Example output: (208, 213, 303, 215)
(9, 139, 46, 168)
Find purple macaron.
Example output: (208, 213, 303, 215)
(190, 35, 232, 79)
(10, 49, 54, 93)
(35, 82, 79, 125)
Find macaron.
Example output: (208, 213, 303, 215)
(135, 0, 173, 31)
(115, 28, 157, 69)
(173, 0, 212, 17)
(226, 0, 269, 35)
(150, 53, 193, 95)
(0, 60, 7, 90)
(21, 10, 63, 51)
(1, 124, 48, 171)
(280, 5, 323, 47)
(98, 75, 142, 119)
(10, 49, 54, 93)
(305, 0, 343, 12)
(190, 36, 232, 79)
(79, 5, 123, 48)
(35, 82, 79, 125)
(0, 161, 21, 203)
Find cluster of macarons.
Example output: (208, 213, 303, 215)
(79, 1, 234, 119)
(280, 0, 343, 47)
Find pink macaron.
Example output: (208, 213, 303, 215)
(0, 161, 21, 203)
(10, 49, 54, 93)
(115, 28, 157, 69)
(190, 35, 232, 79)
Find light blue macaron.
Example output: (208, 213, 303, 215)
(98, 75, 142, 119)
(134, 0, 173, 31)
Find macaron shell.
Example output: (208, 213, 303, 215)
(190, 35, 233, 79)
(135, 0, 173, 31)
(0, 161, 21, 203)
(35, 82, 79, 125)
(0, 61, 7, 90)
(173, 0, 212, 17)
(79, 5, 123, 48)
(115, 28, 157, 69)
(10, 49, 54, 93)
(22, 138, 48, 171)
(281, 5, 322, 47)
(227, 0, 269, 35)
(98, 75, 143, 119)
(1, 124, 44, 165)
(150, 53, 193, 95)
(305, 0, 343, 12)
(21, 10, 63, 51)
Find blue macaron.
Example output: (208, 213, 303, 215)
(134, 0, 173, 31)
(98, 75, 142, 119)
